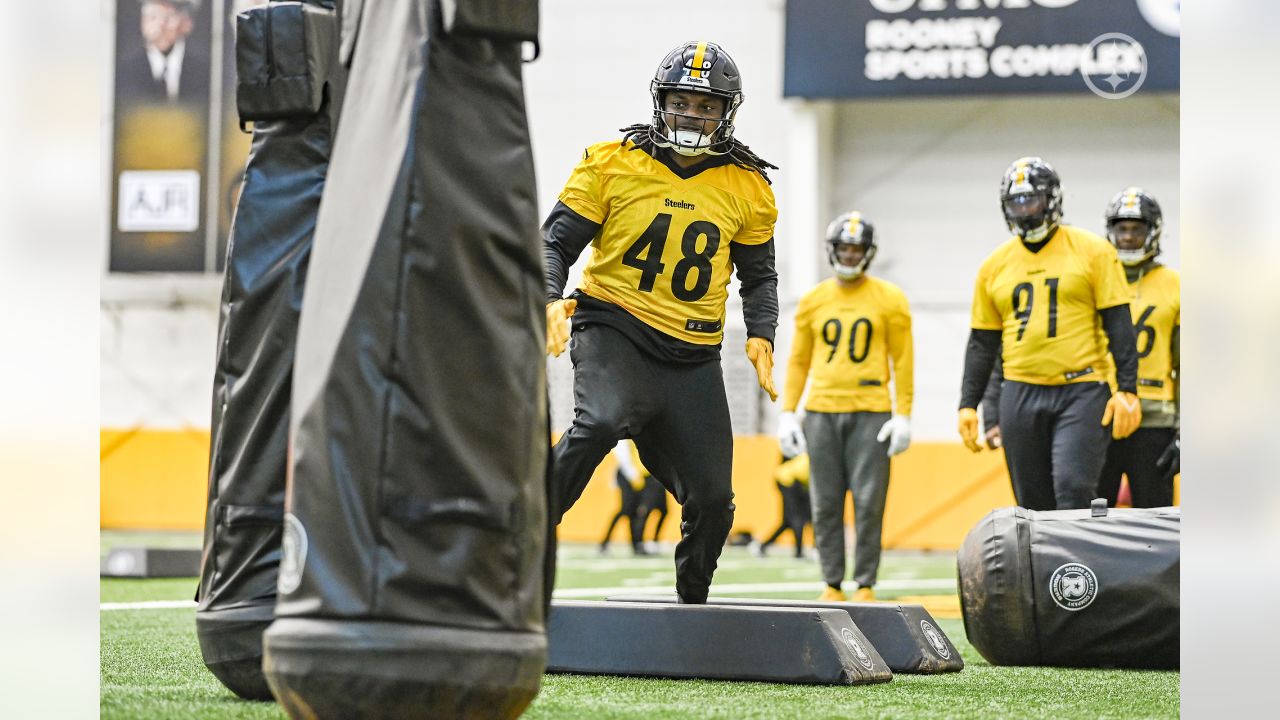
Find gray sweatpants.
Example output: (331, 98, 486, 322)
(803, 411, 891, 589)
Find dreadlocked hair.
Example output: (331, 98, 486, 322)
(619, 123, 779, 184)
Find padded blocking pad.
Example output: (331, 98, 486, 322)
(101, 547, 202, 578)
(263, 618, 546, 719)
(548, 600, 892, 685)
(606, 594, 963, 674)
(196, 604, 276, 701)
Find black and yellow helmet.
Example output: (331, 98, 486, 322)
(1000, 157, 1063, 242)
(1105, 187, 1164, 266)
(825, 211, 876, 281)
(648, 41, 744, 156)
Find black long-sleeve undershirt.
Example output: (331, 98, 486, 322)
(1099, 304, 1138, 394)
(959, 329, 1001, 410)
(542, 200, 599, 302)
(730, 239, 779, 344)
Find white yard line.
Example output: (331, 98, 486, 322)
(101, 600, 197, 611)
(101, 578, 956, 610)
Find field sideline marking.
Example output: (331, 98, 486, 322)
(101, 578, 955, 611)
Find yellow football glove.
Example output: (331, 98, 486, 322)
(745, 337, 778, 402)
(1101, 391, 1142, 439)
(958, 408, 981, 453)
(545, 298, 577, 357)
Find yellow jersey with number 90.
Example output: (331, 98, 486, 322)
(558, 140, 777, 345)
(971, 225, 1131, 386)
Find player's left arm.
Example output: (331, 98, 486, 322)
(731, 238, 780, 345)
(887, 291, 914, 418)
(735, 189, 781, 401)
(877, 291, 915, 456)
(1094, 247, 1142, 437)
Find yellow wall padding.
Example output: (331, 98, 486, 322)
(100, 428, 210, 530)
(100, 429, 1179, 548)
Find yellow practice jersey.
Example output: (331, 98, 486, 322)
(971, 225, 1129, 386)
(559, 140, 777, 345)
(784, 277, 914, 415)
(1124, 264, 1180, 402)
(774, 453, 810, 488)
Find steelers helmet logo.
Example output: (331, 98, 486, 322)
(841, 627, 875, 670)
(920, 620, 952, 660)
(279, 512, 308, 595)
(1049, 562, 1099, 611)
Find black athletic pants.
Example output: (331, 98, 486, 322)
(552, 324, 734, 603)
(760, 482, 811, 557)
(1097, 427, 1177, 508)
(998, 380, 1111, 510)
(600, 470, 645, 551)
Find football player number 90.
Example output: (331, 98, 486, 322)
(821, 317, 873, 364)
(622, 213, 721, 302)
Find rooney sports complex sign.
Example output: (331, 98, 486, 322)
(784, 0, 1179, 98)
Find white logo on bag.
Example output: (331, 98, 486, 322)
(1049, 562, 1099, 611)
(841, 628, 876, 670)
(279, 513, 308, 595)
(920, 620, 952, 660)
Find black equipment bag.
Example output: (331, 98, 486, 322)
(262, 1, 547, 717)
(958, 503, 1179, 669)
(195, 0, 341, 701)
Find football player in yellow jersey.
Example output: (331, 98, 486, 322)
(958, 157, 1143, 511)
(755, 451, 812, 559)
(1097, 188, 1180, 506)
(543, 41, 780, 604)
(777, 212, 913, 602)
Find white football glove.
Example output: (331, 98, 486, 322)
(777, 411, 807, 457)
(876, 414, 911, 457)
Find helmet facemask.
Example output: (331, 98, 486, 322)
(1003, 192, 1053, 242)
(650, 88, 739, 156)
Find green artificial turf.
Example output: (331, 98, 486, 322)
(100, 536, 1178, 719)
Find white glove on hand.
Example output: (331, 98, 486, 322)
(777, 411, 806, 457)
(876, 414, 911, 457)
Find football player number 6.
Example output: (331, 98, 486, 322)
(622, 213, 721, 302)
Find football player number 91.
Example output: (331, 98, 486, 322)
(622, 213, 721, 301)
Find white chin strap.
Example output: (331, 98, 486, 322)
(1117, 248, 1151, 266)
(666, 128, 714, 156)
(1020, 222, 1051, 242)
(834, 262, 865, 281)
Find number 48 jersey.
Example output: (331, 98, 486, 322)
(558, 140, 777, 345)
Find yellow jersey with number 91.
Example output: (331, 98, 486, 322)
(558, 140, 777, 345)
(971, 225, 1130, 386)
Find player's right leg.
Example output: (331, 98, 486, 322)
(635, 358, 734, 604)
(1097, 435, 1129, 506)
(551, 325, 660, 523)
(1049, 382, 1112, 509)
(804, 412, 851, 591)
(998, 381, 1057, 510)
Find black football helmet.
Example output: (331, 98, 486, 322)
(825, 211, 876, 281)
(1105, 187, 1164, 266)
(649, 41, 743, 157)
(1000, 157, 1063, 242)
